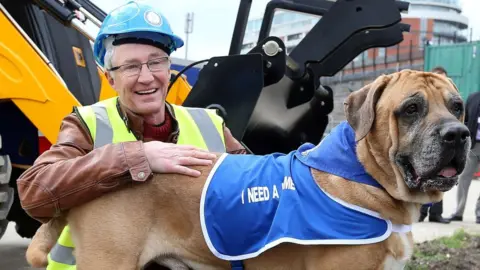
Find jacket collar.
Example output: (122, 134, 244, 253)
(115, 97, 179, 142)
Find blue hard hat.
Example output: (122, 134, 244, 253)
(93, 0, 184, 67)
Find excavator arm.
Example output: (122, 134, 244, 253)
(0, 4, 81, 144)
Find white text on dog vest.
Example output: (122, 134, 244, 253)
(241, 176, 296, 204)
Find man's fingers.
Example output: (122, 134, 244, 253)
(173, 165, 202, 177)
(173, 149, 216, 160)
(177, 157, 213, 166)
(191, 150, 217, 160)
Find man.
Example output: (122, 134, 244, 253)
(418, 66, 451, 224)
(17, 1, 245, 269)
(447, 88, 480, 224)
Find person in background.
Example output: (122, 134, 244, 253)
(447, 87, 480, 224)
(418, 66, 451, 224)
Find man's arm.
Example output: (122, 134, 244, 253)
(18, 115, 239, 222)
(17, 113, 151, 223)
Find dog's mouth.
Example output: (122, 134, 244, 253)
(398, 156, 460, 192)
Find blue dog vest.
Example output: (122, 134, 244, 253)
(200, 121, 410, 262)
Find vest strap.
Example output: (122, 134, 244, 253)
(91, 103, 114, 149)
(49, 243, 76, 265)
(184, 107, 225, 152)
(391, 223, 412, 233)
(230, 260, 245, 270)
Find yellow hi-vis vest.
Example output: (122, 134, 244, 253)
(47, 97, 226, 269)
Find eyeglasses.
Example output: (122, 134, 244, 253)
(108, 57, 171, 77)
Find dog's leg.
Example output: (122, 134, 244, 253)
(25, 217, 67, 268)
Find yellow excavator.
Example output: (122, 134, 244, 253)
(0, 0, 411, 240)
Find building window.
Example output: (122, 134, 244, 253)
(287, 33, 301, 41)
(354, 51, 368, 62)
(377, 48, 386, 58)
(241, 43, 254, 50)
(407, 0, 460, 6)
(433, 21, 461, 34)
(246, 19, 262, 32)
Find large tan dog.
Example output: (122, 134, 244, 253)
(26, 69, 470, 270)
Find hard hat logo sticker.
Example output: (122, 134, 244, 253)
(145, 11, 162, 26)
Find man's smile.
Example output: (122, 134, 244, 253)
(135, 88, 158, 95)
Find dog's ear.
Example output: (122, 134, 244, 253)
(446, 77, 460, 93)
(344, 75, 391, 141)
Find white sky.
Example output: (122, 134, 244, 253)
(89, 0, 480, 61)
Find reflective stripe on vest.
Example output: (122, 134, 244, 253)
(179, 107, 226, 152)
(47, 225, 76, 269)
(47, 98, 226, 269)
(185, 108, 225, 152)
(49, 244, 75, 265)
(91, 104, 114, 149)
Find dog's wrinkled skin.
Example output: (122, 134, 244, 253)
(346, 70, 469, 204)
(26, 70, 469, 270)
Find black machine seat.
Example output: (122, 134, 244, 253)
(242, 76, 333, 155)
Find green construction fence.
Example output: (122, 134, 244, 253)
(424, 41, 480, 101)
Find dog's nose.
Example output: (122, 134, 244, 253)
(440, 123, 470, 145)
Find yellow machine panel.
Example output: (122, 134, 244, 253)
(0, 7, 81, 144)
(97, 67, 117, 101)
(166, 70, 192, 105)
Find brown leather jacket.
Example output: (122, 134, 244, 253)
(17, 100, 246, 223)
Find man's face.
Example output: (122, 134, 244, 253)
(107, 43, 171, 117)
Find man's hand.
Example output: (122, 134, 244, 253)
(223, 126, 245, 153)
(143, 141, 217, 177)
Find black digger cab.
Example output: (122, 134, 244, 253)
(183, 0, 410, 155)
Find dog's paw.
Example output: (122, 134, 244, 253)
(25, 245, 49, 268)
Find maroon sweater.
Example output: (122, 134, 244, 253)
(142, 111, 172, 142)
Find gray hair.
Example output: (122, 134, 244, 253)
(103, 36, 116, 78)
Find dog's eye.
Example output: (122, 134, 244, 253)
(452, 102, 463, 114)
(404, 104, 418, 116)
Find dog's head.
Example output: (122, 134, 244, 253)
(344, 69, 470, 203)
